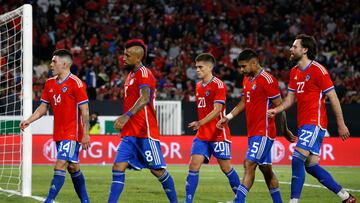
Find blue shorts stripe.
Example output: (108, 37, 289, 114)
(308, 126, 319, 147)
(150, 139, 161, 165)
(256, 136, 266, 160)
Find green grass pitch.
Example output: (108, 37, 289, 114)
(1, 165, 359, 202)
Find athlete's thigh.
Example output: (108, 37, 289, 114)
(296, 125, 326, 155)
(56, 140, 81, 163)
(191, 138, 211, 163)
(246, 136, 273, 165)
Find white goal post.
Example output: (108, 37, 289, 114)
(0, 4, 32, 197)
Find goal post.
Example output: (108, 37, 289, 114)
(0, 4, 32, 197)
(22, 4, 33, 197)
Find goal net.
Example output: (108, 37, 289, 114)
(0, 4, 32, 196)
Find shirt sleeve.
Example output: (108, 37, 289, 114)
(137, 68, 152, 89)
(314, 66, 334, 93)
(288, 68, 296, 92)
(213, 83, 226, 105)
(40, 81, 50, 104)
(74, 80, 89, 105)
(264, 77, 281, 99)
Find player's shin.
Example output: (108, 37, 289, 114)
(224, 167, 241, 194)
(234, 184, 249, 203)
(305, 163, 348, 200)
(269, 187, 282, 203)
(185, 170, 199, 203)
(70, 170, 90, 203)
(108, 170, 125, 203)
(44, 169, 66, 203)
(158, 170, 178, 203)
(290, 150, 307, 200)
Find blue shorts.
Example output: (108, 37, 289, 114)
(191, 138, 231, 163)
(56, 140, 81, 163)
(114, 136, 166, 170)
(246, 136, 274, 165)
(296, 124, 326, 155)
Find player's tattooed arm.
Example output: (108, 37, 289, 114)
(114, 86, 151, 130)
(128, 86, 151, 115)
(20, 102, 49, 130)
(79, 103, 90, 150)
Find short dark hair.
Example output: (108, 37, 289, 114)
(296, 34, 317, 60)
(237, 49, 258, 62)
(195, 53, 216, 65)
(53, 49, 73, 60)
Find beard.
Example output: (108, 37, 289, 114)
(124, 64, 136, 71)
(290, 53, 302, 62)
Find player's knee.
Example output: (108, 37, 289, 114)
(150, 168, 165, 178)
(113, 162, 127, 172)
(67, 163, 79, 173)
(189, 160, 202, 171)
(244, 160, 257, 171)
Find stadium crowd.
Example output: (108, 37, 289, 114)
(1, 0, 359, 103)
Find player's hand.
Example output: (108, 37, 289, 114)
(283, 128, 297, 143)
(19, 120, 30, 131)
(338, 124, 350, 141)
(81, 134, 90, 150)
(216, 118, 228, 129)
(188, 121, 200, 131)
(267, 108, 277, 118)
(114, 114, 130, 130)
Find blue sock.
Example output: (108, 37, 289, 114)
(290, 150, 307, 199)
(234, 184, 248, 203)
(108, 170, 125, 203)
(269, 187, 283, 203)
(44, 169, 66, 203)
(305, 164, 342, 194)
(70, 170, 89, 203)
(158, 170, 178, 203)
(224, 168, 241, 194)
(185, 170, 199, 203)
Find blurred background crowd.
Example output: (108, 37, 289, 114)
(1, 0, 359, 103)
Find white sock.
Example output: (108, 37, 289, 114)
(289, 198, 299, 203)
(337, 189, 350, 201)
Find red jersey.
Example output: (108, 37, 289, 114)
(288, 61, 334, 129)
(243, 69, 280, 139)
(121, 66, 160, 140)
(195, 77, 231, 142)
(41, 73, 89, 142)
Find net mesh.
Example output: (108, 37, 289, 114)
(0, 6, 24, 192)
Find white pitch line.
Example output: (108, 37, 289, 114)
(0, 189, 58, 202)
(255, 179, 360, 193)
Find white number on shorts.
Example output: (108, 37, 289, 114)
(59, 141, 70, 153)
(299, 129, 313, 145)
(250, 142, 259, 153)
(214, 142, 225, 152)
(144, 150, 153, 162)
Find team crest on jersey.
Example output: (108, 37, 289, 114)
(49, 89, 53, 93)
(129, 79, 134, 85)
(252, 84, 257, 90)
(205, 90, 210, 96)
(305, 74, 311, 81)
(294, 75, 298, 80)
(62, 87, 68, 93)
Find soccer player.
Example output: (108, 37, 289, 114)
(107, 39, 177, 203)
(20, 49, 90, 203)
(185, 53, 241, 203)
(267, 34, 357, 203)
(217, 49, 295, 203)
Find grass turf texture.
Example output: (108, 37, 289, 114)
(1, 165, 359, 203)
